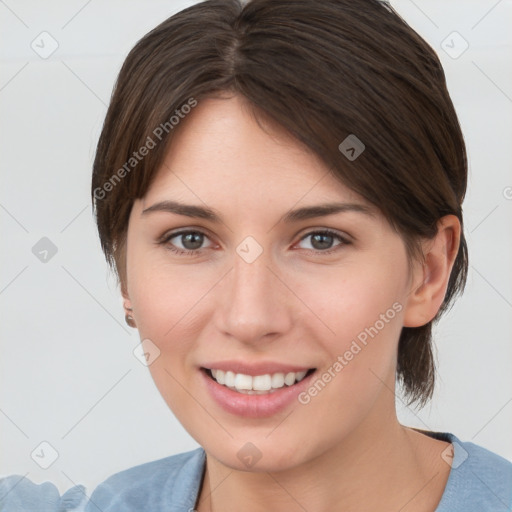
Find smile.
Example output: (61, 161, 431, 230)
(205, 368, 315, 394)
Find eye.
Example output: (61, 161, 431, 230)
(296, 229, 350, 254)
(158, 228, 350, 257)
(159, 230, 213, 255)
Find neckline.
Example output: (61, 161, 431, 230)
(409, 429, 469, 511)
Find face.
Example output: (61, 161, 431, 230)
(124, 94, 420, 472)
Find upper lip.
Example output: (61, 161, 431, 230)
(201, 361, 315, 376)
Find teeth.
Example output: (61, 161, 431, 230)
(225, 371, 235, 387)
(214, 369, 225, 385)
(234, 373, 253, 390)
(271, 373, 285, 388)
(253, 374, 272, 391)
(208, 368, 311, 392)
(284, 372, 296, 386)
(296, 370, 307, 381)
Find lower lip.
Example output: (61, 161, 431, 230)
(200, 368, 316, 418)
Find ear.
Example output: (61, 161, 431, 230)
(122, 291, 133, 314)
(403, 215, 461, 327)
(121, 283, 137, 328)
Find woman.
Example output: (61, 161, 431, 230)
(2, 0, 511, 510)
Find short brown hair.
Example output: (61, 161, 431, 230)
(91, 0, 468, 407)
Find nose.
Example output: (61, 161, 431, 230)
(213, 245, 294, 346)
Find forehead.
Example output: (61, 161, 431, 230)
(143, 95, 371, 212)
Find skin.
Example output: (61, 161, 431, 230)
(122, 93, 461, 511)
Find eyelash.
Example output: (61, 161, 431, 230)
(158, 228, 351, 257)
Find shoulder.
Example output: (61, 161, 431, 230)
(84, 447, 205, 512)
(0, 475, 87, 511)
(0, 449, 205, 512)
(436, 432, 512, 511)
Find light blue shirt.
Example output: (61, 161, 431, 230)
(2, 432, 511, 511)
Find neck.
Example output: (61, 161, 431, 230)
(195, 403, 451, 512)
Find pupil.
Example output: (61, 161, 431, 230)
(183, 233, 203, 250)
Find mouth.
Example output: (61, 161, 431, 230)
(201, 367, 317, 395)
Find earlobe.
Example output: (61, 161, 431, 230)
(122, 287, 137, 329)
(403, 215, 461, 328)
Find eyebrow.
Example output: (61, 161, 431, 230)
(141, 200, 376, 223)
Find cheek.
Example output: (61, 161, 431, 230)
(128, 263, 211, 419)
(293, 263, 404, 389)
(127, 253, 217, 342)
(293, 261, 403, 341)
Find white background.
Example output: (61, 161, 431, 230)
(1, 0, 511, 496)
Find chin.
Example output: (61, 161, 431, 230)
(202, 435, 310, 473)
